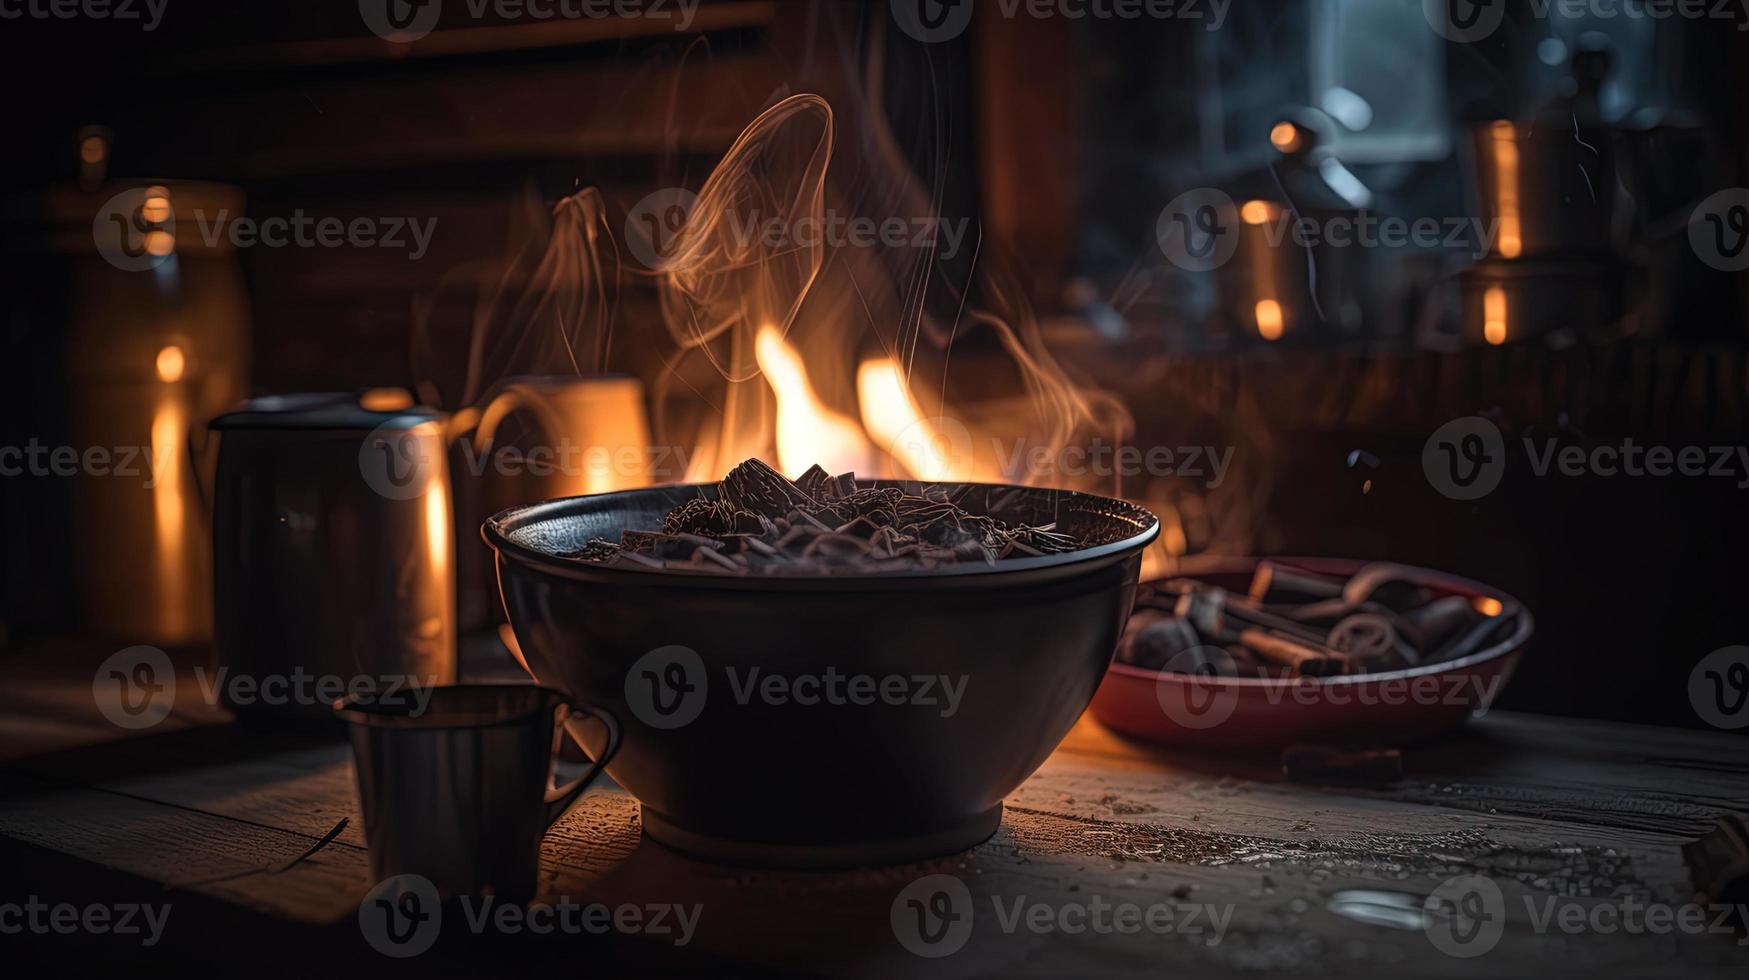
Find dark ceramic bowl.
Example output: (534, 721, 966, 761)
(484, 481, 1158, 867)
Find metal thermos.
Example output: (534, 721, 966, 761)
(209, 394, 457, 719)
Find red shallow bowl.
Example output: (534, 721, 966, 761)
(1087, 557, 1533, 749)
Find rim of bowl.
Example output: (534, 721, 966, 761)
(483, 481, 1161, 589)
(1103, 557, 1534, 687)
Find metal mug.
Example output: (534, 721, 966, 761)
(335, 684, 620, 905)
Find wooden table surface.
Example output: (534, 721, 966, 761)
(2, 636, 1746, 978)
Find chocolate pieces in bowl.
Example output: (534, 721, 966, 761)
(565, 458, 1084, 574)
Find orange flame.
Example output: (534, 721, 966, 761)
(755, 326, 872, 478)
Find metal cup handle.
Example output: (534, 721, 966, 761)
(545, 701, 621, 827)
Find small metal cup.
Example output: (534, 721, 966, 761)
(335, 684, 619, 905)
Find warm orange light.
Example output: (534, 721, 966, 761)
(1490, 121, 1522, 259)
(1161, 514, 1187, 557)
(1269, 121, 1303, 153)
(1240, 200, 1276, 225)
(80, 136, 108, 165)
(856, 359, 984, 481)
(145, 230, 174, 257)
(755, 326, 872, 478)
(142, 189, 171, 223)
(155, 345, 185, 382)
(359, 387, 414, 412)
(1254, 299, 1285, 341)
(150, 394, 189, 638)
(422, 447, 451, 585)
(1483, 285, 1508, 346)
(1473, 595, 1504, 617)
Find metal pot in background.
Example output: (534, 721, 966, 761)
(1459, 45, 1629, 343)
(1467, 117, 1621, 262)
(209, 394, 457, 720)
